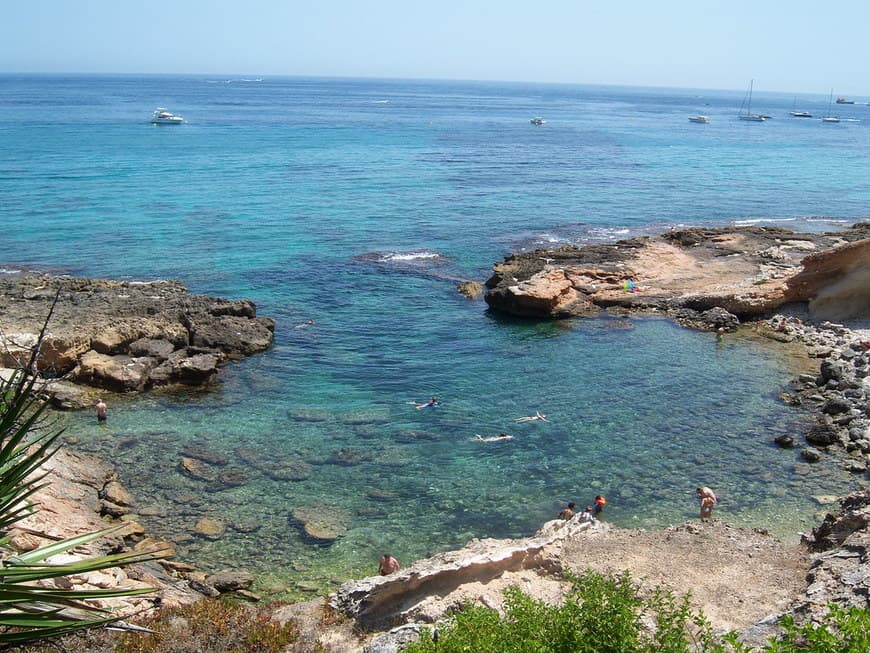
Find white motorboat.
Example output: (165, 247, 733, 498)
(688, 115, 710, 124)
(530, 117, 546, 125)
(151, 108, 184, 125)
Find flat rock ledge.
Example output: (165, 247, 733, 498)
(0, 275, 275, 406)
(484, 223, 870, 326)
(329, 519, 591, 631)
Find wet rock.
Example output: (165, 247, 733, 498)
(822, 396, 852, 415)
(801, 447, 823, 462)
(805, 423, 840, 446)
(100, 500, 131, 518)
(774, 434, 797, 448)
(214, 467, 248, 487)
(179, 457, 216, 482)
(149, 349, 221, 386)
(261, 458, 312, 482)
(192, 517, 227, 539)
(456, 280, 484, 299)
(102, 480, 133, 506)
(329, 448, 374, 466)
(180, 445, 228, 466)
(206, 570, 255, 592)
(291, 506, 349, 544)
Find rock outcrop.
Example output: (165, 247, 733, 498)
(484, 224, 870, 325)
(0, 275, 274, 397)
(331, 519, 591, 630)
(799, 488, 870, 622)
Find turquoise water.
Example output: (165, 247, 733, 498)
(1, 75, 865, 595)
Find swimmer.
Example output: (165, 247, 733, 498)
(474, 433, 514, 442)
(294, 319, 315, 329)
(514, 411, 548, 423)
(416, 396, 440, 410)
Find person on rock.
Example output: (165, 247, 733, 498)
(558, 502, 576, 520)
(379, 554, 401, 576)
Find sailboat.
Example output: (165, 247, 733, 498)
(822, 89, 840, 123)
(789, 97, 812, 118)
(739, 79, 766, 121)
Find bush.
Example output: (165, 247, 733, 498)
(403, 569, 725, 653)
(112, 598, 299, 653)
(402, 571, 870, 653)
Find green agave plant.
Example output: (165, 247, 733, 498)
(0, 345, 171, 644)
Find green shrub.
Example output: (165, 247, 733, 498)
(762, 604, 870, 653)
(402, 572, 870, 653)
(403, 569, 726, 653)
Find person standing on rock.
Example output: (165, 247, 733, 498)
(696, 486, 717, 519)
(379, 554, 401, 576)
(95, 398, 108, 424)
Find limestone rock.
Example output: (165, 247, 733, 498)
(179, 457, 216, 482)
(291, 506, 349, 544)
(0, 275, 274, 394)
(102, 480, 133, 506)
(192, 517, 227, 539)
(205, 570, 255, 592)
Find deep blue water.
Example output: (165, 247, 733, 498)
(1, 75, 867, 595)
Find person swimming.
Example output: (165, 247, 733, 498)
(474, 433, 514, 442)
(514, 411, 548, 423)
(416, 396, 440, 410)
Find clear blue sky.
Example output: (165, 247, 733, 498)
(2, 0, 868, 94)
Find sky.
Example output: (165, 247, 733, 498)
(2, 0, 869, 95)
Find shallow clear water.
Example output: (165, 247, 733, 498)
(1, 75, 865, 595)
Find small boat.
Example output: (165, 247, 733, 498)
(822, 90, 841, 123)
(835, 97, 855, 104)
(738, 79, 766, 121)
(529, 117, 546, 125)
(151, 108, 184, 125)
(688, 115, 710, 124)
(790, 110, 813, 118)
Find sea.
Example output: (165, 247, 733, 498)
(1, 74, 869, 596)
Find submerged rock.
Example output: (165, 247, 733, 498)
(290, 506, 349, 544)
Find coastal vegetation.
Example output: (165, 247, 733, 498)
(402, 570, 870, 653)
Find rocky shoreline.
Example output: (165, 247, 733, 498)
(4, 224, 870, 650)
(0, 275, 274, 408)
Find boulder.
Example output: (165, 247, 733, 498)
(150, 350, 222, 386)
(73, 351, 154, 392)
(189, 315, 275, 357)
(192, 517, 227, 539)
(205, 570, 255, 592)
(128, 337, 176, 360)
(179, 457, 217, 482)
(102, 480, 133, 506)
(290, 506, 349, 544)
